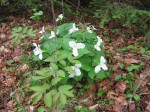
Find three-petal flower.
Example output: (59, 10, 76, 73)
(56, 14, 64, 22)
(69, 41, 85, 57)
(49, 31, 56, 39)
(69, 64, 82, 78)
(87, 27, 92, 33)
(69, 23, 79, 34)
(39, 26, 45, 34)
(95, 56, 108, 73)
(33, 43, 43, 60)
(94, 36, 103, 51)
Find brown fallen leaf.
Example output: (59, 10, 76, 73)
(146, 102, 150, 112)
(115, 81, 127, 94)
(125, 58, 141, 65)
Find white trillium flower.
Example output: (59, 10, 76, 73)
(69, 64, 82, 78)
(33, 43, 43, 60)
(95, 56, 108, 73)
(49, 31, 56, 39)
(39, 26, 45, 34)
(69, 41, 85, 57)
(94, 36, 103, 51)
(87, 27, 92, 33)
(92, 26, 97, 30)
(56, 14, 64, 22)
(69, 23, 79, 34)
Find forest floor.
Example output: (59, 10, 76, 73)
(0, 14, 150, 112)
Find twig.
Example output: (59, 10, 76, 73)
(50, 0, 57, 27)
(124, 70, 150, 111)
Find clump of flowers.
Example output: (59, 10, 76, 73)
(31, 20, 108, 109)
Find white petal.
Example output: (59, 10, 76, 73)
(101, 64, 108, 71)
(100, 56, 106, 64)
(94, 65, 101, 73)
(87, 27, 92, 33)
(39, 54, 43, 60)
(77, 43, 85, 49)
(72, 48, 78, 57)
(94, 44, 101, 51)
(33, 49, 40, 55)
(68, 73, 74, 78)
(69, 41, 76, 48)
(74, 68, 81, 76)
(56, 30, 59, 35)
(75, 64, 82, 68)
(49, 31, 55, 39)
(33, 43, 37, 47)
(56, 18, 59, 22)
(59, 14, 63, 19)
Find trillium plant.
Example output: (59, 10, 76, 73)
(30, 20, 109, 109)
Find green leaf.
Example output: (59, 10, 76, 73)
(22, 25, 29, 34)
(44, 55, 56, 62)
(115, 75, 122, 81)
(49, 89, 57, 96)
(64, 91, 74, 97)
(58, 85, 72, 92)
(96, 70, 107, 80)
(51, 77, 62, 85)
(56, 50, 71, 61)
(64, 66, 74, 74)
(30, 86, 43, 92)
(88, 69, 97, 79)
(44, 92, 52, 107)
(133, 94, 140, 102)
(51, 62, 58, 71)
(38, 106, 45, 112)
(33, 93, 42, 104)
(53, 92, 60, 104)
(27, 28, 33, 35)
(59, 60, 66, 66)
(57, 70, 65, 77)
(60, 93, 67, 105)
(79, 55, 91, 71)
(34, 68, 51, 76)
(56, 23, 73, 36)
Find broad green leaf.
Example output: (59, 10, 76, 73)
(30, 86, 43, 92)
(58, 85, 72, 92)
(22, 25, 29, 34)
(38, 106, 45, 112)
(133, 94, 140, 101)
(64, 66, 74, 74)
(96, 70, 106, 80)
(31, 75, 50, 80)
(51, 62, 58, 71)
(79, 55, 91, 71)
(51, 77, 62, 85)
(56, 50, 71, 61)
(64, 91, 74, 97)
(44, 55, 56, 62)
(33, 93, 42, 104)
(60, 93, 67, 105)
(57, 70, 65, 77)
(43, 39, 62, 54)
(49, 89, 57, 96)
(27, 28, 33, 35)
(88, 69, 96, 79)
(53, 92, 60, 104)
(17, 27, 22, 32)
(44, 92, 52, 107)
(59, 60, 66, 66)
(56, 23, 73, 36)
(34, 68, 51, 76)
